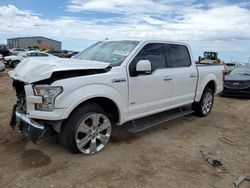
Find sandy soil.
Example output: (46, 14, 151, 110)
(0, 68, 250, 188)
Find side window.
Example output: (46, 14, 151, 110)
(26, 52, 37, 57)
(129, 43, 166, 76)
(38, 53, 48, 56)
(165, 44, 191, 67)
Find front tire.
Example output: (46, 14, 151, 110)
(59, 103, 112, 155)
(192, 88, 214, 117)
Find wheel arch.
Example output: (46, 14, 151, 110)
(195, 73, 217, 102)
(204, 80, 216, 94)
(197, 80, 216, 102)
(65, 96, 121, 125)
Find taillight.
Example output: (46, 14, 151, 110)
(222, 70, 225, 81)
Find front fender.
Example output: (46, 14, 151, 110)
(55, 84, 127, 124)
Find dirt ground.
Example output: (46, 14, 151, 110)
(0, 68, 250, 188)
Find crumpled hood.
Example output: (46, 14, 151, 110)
(9, 58, 110, 83)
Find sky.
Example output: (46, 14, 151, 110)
(0, 0, 250, 63)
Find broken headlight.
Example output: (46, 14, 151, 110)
(33, 85, 63, 111)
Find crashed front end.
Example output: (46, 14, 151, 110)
(8, 58, 110, 144)
(10, 79, 65, 143)
(10, 80, 47, 143)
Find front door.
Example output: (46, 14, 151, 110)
(128, 43, 174, 120)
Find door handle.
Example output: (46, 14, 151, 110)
(190, 74, 197, 78)
(164, 76, 172, 81)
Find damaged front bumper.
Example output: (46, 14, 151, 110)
(10, 105, 46, 144)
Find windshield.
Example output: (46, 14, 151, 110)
(75, 40, 139, 66)
(229, 65, 250, 76)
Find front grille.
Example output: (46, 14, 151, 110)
(224, 81, 250, 89)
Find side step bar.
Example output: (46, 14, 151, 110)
(128, 110, 194, 133)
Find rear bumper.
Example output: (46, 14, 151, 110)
(10, 106, 46, 144)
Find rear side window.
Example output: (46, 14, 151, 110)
(129, 43, 166, 76)
(165, 44, 191, 67)
(27, 52, 37, 56)
(38, 53, 48, 56)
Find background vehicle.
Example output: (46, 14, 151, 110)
(9, 48, 26, 55)
(9, 39, 223, 155)
(4, 51, 57, 67)
(223, 62, 237, 74)
(0, 62, 5, 72)
(64, 51, 79, 58)
(222, 64, 250, 97)
(198, 51, 221, 64)
(26, 47, 40, 51)
(44, 49, 65, 58)
(0, 45, 10, 57)
(0, 54, 4, 62)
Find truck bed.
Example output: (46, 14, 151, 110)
(195, 63, 224, 102)
(196, 63, 223, 66)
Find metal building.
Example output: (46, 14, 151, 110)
(7, 36, 62, 51)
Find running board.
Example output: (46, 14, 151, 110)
(127, 110, 194, 133)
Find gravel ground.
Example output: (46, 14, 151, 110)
(0, 69, 250, 188)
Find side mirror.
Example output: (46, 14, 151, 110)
(136, 60, 151, 74)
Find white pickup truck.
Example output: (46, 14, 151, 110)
(9, 39, 224, 155)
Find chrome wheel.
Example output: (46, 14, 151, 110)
(75, 113, 112, 155)
(201, 92, 213, 115)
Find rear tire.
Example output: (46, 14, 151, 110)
(192, 88, 214, 117)
(59, 103, 112, 155)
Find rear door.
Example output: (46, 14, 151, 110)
(128, 43, 174, 119)
(164, 44, 197, 106)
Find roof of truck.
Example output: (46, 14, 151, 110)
(105, 38, 188, 46)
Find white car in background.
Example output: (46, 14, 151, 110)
(0, 54, 5, 71)
(0, 62, 5, 72)
(4, 51, 58, 67)
(9, 48, 26, 55)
